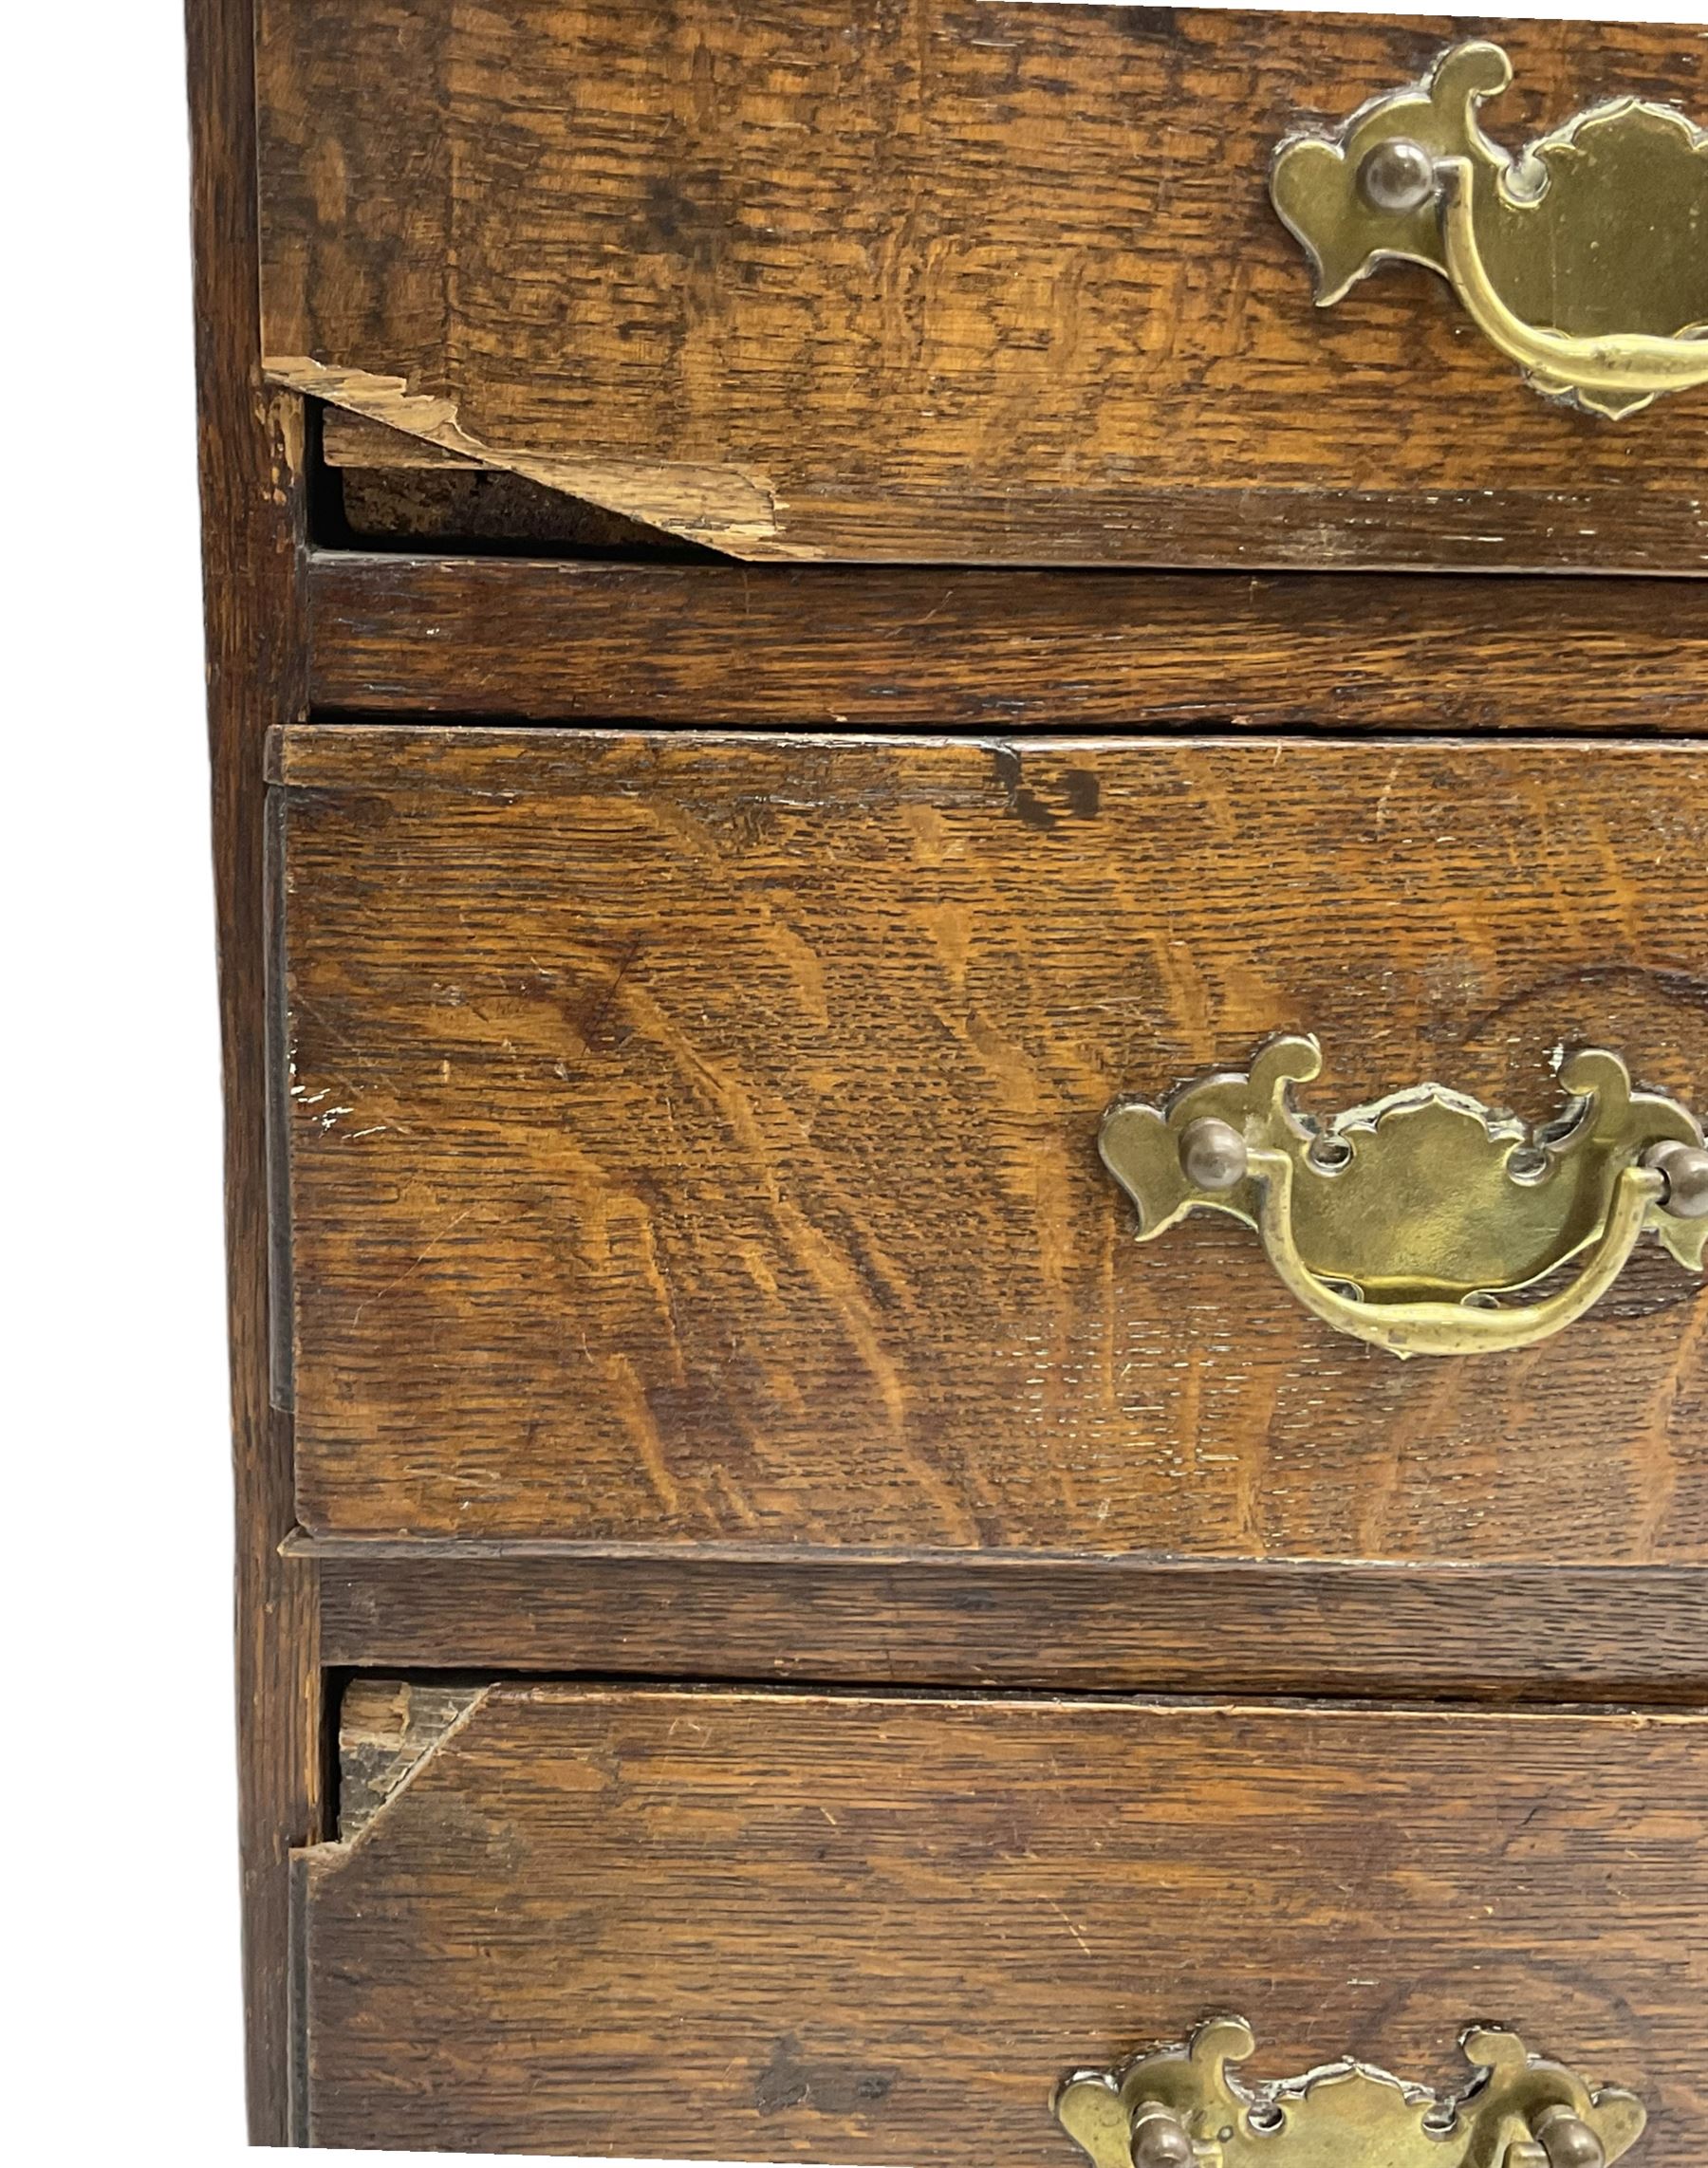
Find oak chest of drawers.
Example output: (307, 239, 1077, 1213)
(191, 1, 1707, 2158)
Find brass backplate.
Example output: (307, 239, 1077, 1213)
(1100, 1036, 1705, 1358)
(1271, 40, 1708, 416)
(1057, 2016, 1645, 2168)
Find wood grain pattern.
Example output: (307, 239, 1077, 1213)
(187, 0, 323, 2140)
(275, 727, 1706, 1563)
(307, 553, 1708, 733)
(314, 1554, 1708, 1703)
(256, 3, 1708, 568)
(296, 1685, 1708, 2158)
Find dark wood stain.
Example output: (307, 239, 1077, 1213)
(755, 2037, 898, 2118)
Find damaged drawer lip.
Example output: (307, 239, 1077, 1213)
(292, 1682, 1708, 2159)
(273, 725, 1706, 1566)
(257, 1, 1708, 571)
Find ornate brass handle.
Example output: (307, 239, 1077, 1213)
(1100, 1037, 1707, 1360)
(1271, 40, 1708, 417)
(1057, 2016, 1645, 2168)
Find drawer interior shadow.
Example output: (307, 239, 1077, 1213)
(310, 405, 721, 562)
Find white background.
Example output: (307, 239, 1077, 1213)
(5, 0, 1701, 2159)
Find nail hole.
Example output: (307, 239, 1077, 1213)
(1308, 1134, 1353, 1175)
(1246, 2103, 1286, 2136)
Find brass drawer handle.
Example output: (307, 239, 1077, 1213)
(1100, 1036, 1706, 1360)
(1271, 40, 1708, 418)
(1057, 2015, 1645, 2168)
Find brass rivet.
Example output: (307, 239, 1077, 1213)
(1179, 1118, 1248, 1192)
(1534, 2107, 1606, 2168)
(1643, 1139, 1708, 1220)
(1130, 2107, 1195, 2168)
(1358, 137, 1438, 214)
(1306, 1132, 1353, 1175)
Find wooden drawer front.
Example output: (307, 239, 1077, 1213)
(255, 5, 1708, 572)
(274, 727, 1706, 1564)
(294, 1685, 1707, 2158)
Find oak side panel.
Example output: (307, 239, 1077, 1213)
(306, 556, 1708, 734)
(313, 1555, 1708, 1703)
(256, 4, 1708, 567)
(297, 1686, 1708, 2159)
(188, 0, 322, 2138)
(277, 729, 1707, 1563)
